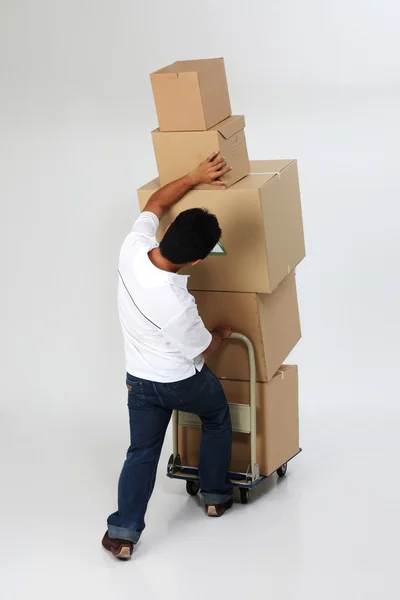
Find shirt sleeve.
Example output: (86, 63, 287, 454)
(161, 304, 212, 361)
(130, 211, 159, 239)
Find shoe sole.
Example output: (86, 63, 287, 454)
(206, 500, 233, 518)
(112, 546, 132, 560)
(207, 506, 219, 517)
(102, 544, 133, 560)
(207, 506, 232, 518)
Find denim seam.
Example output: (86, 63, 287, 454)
(164, 386, 186, 406)
(107, 524, 141, 544)
(201, 492, 233, 505)
(151, 382, 167, 408)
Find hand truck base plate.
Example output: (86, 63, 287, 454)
(166, 448, 302, 491)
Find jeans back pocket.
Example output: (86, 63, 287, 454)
(126, 380, 146, 409)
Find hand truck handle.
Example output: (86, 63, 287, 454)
(228, 333, 258, 481)
(172, 332, 259, 482)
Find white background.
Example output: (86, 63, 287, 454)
(1, 1, 400, 598)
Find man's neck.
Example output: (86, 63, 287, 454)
(148, 247, 183, 274)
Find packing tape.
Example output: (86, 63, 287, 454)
(276, 369, 285, 380)
(249, 171, 281, 178)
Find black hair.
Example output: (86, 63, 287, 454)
(159, 208, 222, 265)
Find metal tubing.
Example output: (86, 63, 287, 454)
(229, 333, 258, 480)
(172, 410, 179, 458)
(170, 333, 257, 479)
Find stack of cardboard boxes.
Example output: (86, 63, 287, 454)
(138, 58, 305, 478)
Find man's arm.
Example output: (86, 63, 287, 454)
(160, 301, 231, 362)
(143, 152, 231, 219)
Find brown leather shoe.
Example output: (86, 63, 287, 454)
(205, 497, 233, 517)
(102, 531, 134, 560)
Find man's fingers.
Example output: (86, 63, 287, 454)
(214, 161, 227, 171)
(209, 160, 227, 174)
(211, 179, 226, 186)
(207, 151, 220, 163)
(216, 166, 232, 178)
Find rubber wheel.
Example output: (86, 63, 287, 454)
(277, 463, 288, 478)
(186, 480, 200, 496)
(240, 488, 250, 504)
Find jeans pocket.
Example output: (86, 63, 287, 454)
(164, 376, 197, 406)
(166, 373, 197, 391)
(126, 381, 146, 409)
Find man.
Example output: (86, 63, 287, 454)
(102, 152, 233, 560)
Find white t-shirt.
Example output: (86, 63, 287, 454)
(118, 211, 212, 383)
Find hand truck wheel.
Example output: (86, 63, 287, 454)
(186, 480, 200, 496)
(240, 488, 250, 504)
(277, 463, 288, 478)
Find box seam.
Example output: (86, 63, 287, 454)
(196, 72, 208, 130)
(256, 295, 269, 380)
(258, 190, 272, 293)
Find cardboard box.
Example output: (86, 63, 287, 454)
(178, 365, 299, 477)
(192, 271, 301, 382)
(138, 160, 305, 293)
(150, 58, 231, 132)
(152, 115, 250, 190)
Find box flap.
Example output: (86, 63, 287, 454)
(250, 160, 295, 174)
(137, 178, 160, 193)
(273, 364, 298, 380)
(231, 171, 276, 190)
(227, 160, 295, 192)
(175, 58, 224, 72)
(214, 115, 245, 139)
(150, 70, 196, 81)
(152, 58, 224, 76)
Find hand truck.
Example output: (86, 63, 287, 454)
(166, 332, 302, 504)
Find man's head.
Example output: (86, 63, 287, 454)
(159, 208, 222, 266)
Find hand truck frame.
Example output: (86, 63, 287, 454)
(166, 332, 302, 504)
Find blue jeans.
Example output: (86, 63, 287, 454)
(107, 365, 233, 543)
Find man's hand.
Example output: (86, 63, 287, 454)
(190, 152, 232, 187)
(213, 325, 232, 340)
(143, 153, 231, 219)
(203, 325, 232, 359)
